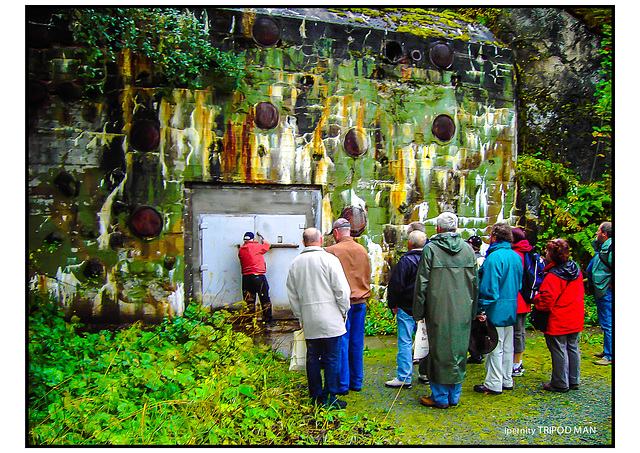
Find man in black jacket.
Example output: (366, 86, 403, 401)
(385, 229, 427, 388)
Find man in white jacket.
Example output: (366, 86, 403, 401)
(286, 228, 351, 409)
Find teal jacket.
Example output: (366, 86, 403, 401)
(477, 241, 523, 327)
(588, 237, 612, 299)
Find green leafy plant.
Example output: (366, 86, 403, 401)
(28, 293, 395, 445)
(516, 155, 611, 270)
(68, 8, 244, 91)
(365, 298, 397, 336)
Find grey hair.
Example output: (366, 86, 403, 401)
(437, 212, 458, 232)
(600, 222, 612, 238)
(408, 230, 427, 249)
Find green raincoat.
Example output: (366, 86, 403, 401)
(412, 232, 478, 385)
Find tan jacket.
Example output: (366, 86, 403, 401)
(326, 236, 371, 304)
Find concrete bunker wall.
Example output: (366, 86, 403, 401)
(28, 8, 518, 322)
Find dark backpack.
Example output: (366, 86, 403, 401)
(521, 250, 545, 304)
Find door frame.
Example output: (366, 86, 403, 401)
(184, 183, 323, 312)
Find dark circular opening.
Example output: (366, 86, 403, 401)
(343, 128, 368, 157)
(129, 120, 160, 152)
(410, 48, 423, 62)
(430, 42, 454, 69)
(384, 41, 404, 64)
(129, 206, 164, 239)
(432, 114, 456, 142)
(340, 206, 368, 237)
(254, 102, 279, 130)
(252, 16, 280, 47)
(299, 74, 315, 87)
(83, 258, 104, 278)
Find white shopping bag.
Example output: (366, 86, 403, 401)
(413, 319, 429, 361)
(288, 329, 307, 371)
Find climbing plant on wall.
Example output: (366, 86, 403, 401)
(68, 8, 244, 91)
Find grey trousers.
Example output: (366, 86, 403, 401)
(484, 326, 514, 392)
(544, 332, 581, 390)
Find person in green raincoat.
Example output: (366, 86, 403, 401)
(413, 212, 478, 409)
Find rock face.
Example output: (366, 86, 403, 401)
(493, 7, 609, 181)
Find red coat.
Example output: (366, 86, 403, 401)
(533, 261, 585, 335)
(512, 240, 532, 314)
(238, 240, 270, 275)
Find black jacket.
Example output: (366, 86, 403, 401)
(387, 249, 423, 315)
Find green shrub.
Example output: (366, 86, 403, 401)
(28, 293, 395, 445)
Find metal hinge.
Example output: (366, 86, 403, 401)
(200, 264, 209, 272)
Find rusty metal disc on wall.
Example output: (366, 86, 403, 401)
(432, 114, 456, 142)
(343, 128, 368, 157)
(430, 42, 454, 69)
(129, 206, 164, 240)
(340, 206, 368, 237)
(129, 120, 161, 152)
(254, 102, 280, 130)
(252, 16, 280, 47)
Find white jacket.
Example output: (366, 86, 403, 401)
(286, 246, 351, 339)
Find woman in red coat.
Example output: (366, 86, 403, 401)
(533, 238, 585, 393)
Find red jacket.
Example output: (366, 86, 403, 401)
(238, 240, 270, 275)
(511, 240, 532, 314)
(533, 261, 585, 335)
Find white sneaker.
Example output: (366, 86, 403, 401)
(385, 377, 411, 388)
(418, 374, 429, 384)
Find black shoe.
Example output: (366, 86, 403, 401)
(349, 387, 362, 392)
(503, 385, 514, 391)
(467, 356, 484, 364)
(543, 383, 569, 393)
(570, 384, 579, 390)
(325, 399, 347, 410)
(473, 384, 502, 395)
(337, 390, 349, 396)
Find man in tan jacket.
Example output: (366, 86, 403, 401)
(326, 218, 371, 394)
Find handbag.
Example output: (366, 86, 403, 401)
(413, 319, 429, 361)
(288, 329, 307, 371)
(529, 306, 550, 332)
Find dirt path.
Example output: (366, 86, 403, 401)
(338, 330, 612, 446)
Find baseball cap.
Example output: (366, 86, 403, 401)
(332, 218, 351, 230)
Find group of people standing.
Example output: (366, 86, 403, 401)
(240, 214, 612, 411)
(385, 215, 612, 409)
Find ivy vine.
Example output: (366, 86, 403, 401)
(67, 8, 244, 91)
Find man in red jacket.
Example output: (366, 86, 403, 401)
(238, 231, 274, 326)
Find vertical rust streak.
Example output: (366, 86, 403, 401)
(223, 120, 236, 179)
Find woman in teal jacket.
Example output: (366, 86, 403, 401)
(474, 223, 523, 395)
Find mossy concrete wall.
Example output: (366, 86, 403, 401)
(28, 8, 518, 322)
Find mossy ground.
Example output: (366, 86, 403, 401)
(338, 328, 611, 445)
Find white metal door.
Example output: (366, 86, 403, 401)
(200, 215, 254, 307)
(200, 214, 307, 311)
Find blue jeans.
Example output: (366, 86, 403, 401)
(338, 303, 366, 393)
(306, 336, 341, 405)
(396, 308, 417, 382)
(596, 288, 612, 360)
(430, 382, 462, 406)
